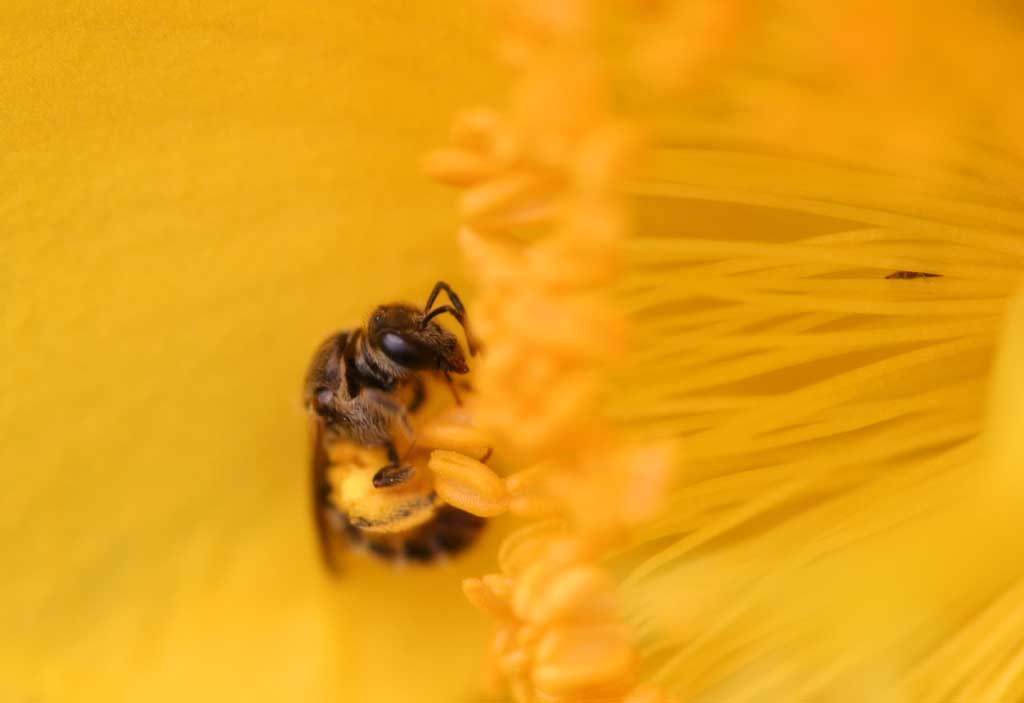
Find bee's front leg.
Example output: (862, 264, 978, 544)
(407, 375, 426, 413)
(373, 442, 415, 488)
(363, 390, 417, 488)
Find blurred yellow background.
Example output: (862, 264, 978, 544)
(6, 1, 1024, 701)
(1, 2, 503, 700)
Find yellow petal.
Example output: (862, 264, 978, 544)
(988, 285, 1024, 482)
(2, 2, 499, 700)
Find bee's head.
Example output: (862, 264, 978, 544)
(368, 303, 469, 374)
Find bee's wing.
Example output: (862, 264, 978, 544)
(309, 414, 342, 574)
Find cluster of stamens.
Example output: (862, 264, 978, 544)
(462, 524, 680, 703)
(421, 0, 678, 701)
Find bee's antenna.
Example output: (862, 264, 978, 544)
(422, 281, 480, 355)
(423, 280, 464, 315)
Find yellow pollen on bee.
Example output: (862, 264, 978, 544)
(328, 453, 438, 535)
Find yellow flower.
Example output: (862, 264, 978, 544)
(2, 3, 502, 701)
(431, 1, 1024, 702)
(7, 1, 1024, 702)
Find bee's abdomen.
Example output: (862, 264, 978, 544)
(345, 506, 486, 564)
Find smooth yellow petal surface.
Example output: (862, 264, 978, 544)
(1, 3, 501, 701)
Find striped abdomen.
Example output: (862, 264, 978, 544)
(341, 505, 486, 564)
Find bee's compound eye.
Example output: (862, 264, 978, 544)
(380, 331, 427, 367)
(314, 388, 334, 414)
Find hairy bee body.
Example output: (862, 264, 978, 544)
(304, 282, 484, 570)
(305, 329, 416, 450)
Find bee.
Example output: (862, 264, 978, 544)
(304, 281, 485, 570)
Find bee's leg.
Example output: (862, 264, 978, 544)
(363, 391, 416, 487)
(443, 371, 463, 406)
(407, 375, 426, 414)
(385, 442, 400, 465)
(317, 482, 344, 524)
(364, 389, 415, 445)
(422, 281, 480, 355)
(373, 466, 414, 488)
(373, 442, 415, 488)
